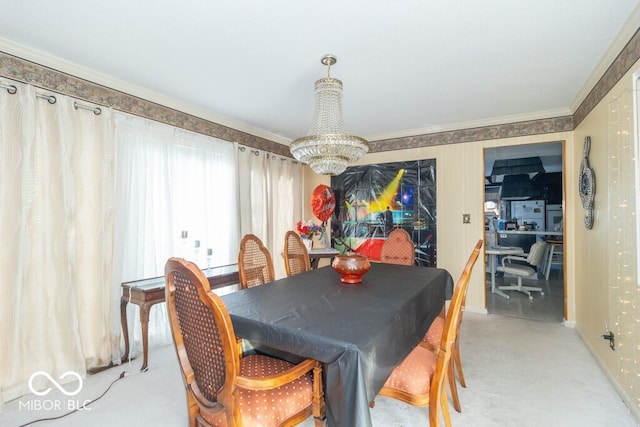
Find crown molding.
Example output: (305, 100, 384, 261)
(365, 107, 571, 143)
(0, 37, 289, 145)
(570, 4, 640, 112)
(368, 115, 573, 153)
(1, 15, 636, 154)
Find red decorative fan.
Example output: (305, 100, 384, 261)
(311, 185, 335, 222)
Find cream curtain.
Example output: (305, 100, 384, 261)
(0, 81, 301, 406)
(112, 114, 238, 363)
(0, 82, 115, 405)
(236, 144, 303, 279)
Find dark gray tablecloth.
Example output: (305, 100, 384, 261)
(221, 263, 453, 427)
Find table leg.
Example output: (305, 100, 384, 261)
(544, 244, 554, 280)
(120, 296, 130, 363)
(310, 257, 320, 269)
(140, 303, 151, 371)
(490, 254, 510, 300)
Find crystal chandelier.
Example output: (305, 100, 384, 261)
(290, 55, 369, 176)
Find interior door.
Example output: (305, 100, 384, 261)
(483, 141, 566, 322)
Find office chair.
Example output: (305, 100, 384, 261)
(497, 241, 547, 299)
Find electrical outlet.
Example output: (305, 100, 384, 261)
(462, 214, 471, 224)
(602, 331, 615, 350)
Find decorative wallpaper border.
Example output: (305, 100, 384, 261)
(369, 116, 574, 152)
(0, 52, 290, 157)
(573, 26, 640, 127)
(1, 25, 640, 156)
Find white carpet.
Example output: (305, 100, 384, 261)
(2, 313, 637, 427)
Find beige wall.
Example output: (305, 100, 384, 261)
(300, 59, 640, 416)
(305, 132, 573, 317)
(572, 59, 640, 417)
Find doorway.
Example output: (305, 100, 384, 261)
(483, 141, 565, 322)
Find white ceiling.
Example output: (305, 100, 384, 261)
(0, 1, 639, 145)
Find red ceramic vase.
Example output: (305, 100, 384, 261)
(331, 254, 371, 284)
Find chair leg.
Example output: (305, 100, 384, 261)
(453, 337, 466, 388)
(312, 364, 326, 425)
(448, 358, 462, 413)
(441, 377, 453, 427)
(499, 276, 544, 300)
(186, 388, 200, 427)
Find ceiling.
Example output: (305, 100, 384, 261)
(0, 1, 639, 146)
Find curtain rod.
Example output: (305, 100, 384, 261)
(2, 82, 55, 103)
(73, 101, 101, 115)
(1, 82, 101, 114)
(37, 93, 56, 104)
(0, 82, 17, 94)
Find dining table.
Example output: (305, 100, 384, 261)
(220, 262, 453, 427)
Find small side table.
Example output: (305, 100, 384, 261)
(121, 264, 239, 370)
(308, 247, 340, 269)
(120, 281, 165, 371)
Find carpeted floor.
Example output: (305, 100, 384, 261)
(3, 313, 637, 427)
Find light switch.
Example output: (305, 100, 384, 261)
(463, 214, 471, 224)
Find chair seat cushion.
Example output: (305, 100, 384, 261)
(202, 354, 313, 427)
(383, 345, 437, 396)
(423, 315, 444, 349)
(496, 264, 535, 276)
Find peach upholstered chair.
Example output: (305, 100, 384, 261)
(380, 228, 415, 266)
(422, 239, 484, 413)
(374, 239, 482, 426)
(238, 233, 275, 289)
(165, 257, 326, 427)
(284, 230, 311, 277)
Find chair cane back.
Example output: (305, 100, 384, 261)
(165, 257, 325, 427)
(284, 230, 311, 277)
(238, 234, 275, 289)
(380, 228, 415, 266)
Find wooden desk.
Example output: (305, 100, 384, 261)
(221, 263, 452, 427)
(121, 264, 239, 370)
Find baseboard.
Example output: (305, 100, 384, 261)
(464, 305, 488, 315)
(575, 325, 640, 423)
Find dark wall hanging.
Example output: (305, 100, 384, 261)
(330, 159, 437, 266)
(579, 136, 595, 229)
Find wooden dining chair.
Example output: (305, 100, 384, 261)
(374, 239, 482, 426)
(165, 257, 326, 427)
(238, 233, 275, 289)
(284, 230, 311, 277)
(422, 239, 484, 413)
(380, 228, 415, 266)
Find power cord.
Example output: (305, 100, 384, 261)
(18, 369, 145, 427)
